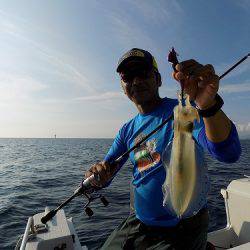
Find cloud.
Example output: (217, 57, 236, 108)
(231, 121, 250, 138)
(0, 11, 96, 94)
(106, 0, 183, 52)
(129, 0, 183, 26)
(0, 72, 47, 102)
(73, 91, 125, 101)
(37, 91, 126, 107)
(235, 122, 250, 133)
(108, 13, 156, 50)
(220, 82, 250, 94)
(232, 0, 250, 11)
(160, 85, 179, 98)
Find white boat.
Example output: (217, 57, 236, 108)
(16, 177, 250, 250)
(15, 206, 87, 250)
(207, 177, 250, 249)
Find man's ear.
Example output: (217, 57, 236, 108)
(120, 80, 128, 95)
(156, 72, 162, 87)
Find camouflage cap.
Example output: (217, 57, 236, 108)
(116, 48, 158, 73)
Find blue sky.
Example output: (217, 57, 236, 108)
(0, 0, 249, 138)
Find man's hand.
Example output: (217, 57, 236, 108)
(85, 161, 118, 187)
(172, 59, 219, 110)
(172, 59, 232, 142)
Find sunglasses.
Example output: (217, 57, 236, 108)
(120, 66, 152, 83)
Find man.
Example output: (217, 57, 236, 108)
(85, 48, 241, 249)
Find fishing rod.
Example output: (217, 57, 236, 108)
(219, 53, 250, 79)
(41, 50, 249, 224)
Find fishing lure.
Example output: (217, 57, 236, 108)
(168, 48, 185, 102)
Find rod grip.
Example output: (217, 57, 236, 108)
(41, 210, 57, 224)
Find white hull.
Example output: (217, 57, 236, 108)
(16, 207, 87, 250)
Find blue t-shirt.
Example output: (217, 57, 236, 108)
(104, 97, 241, 227)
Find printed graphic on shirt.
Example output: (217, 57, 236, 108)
(134, 134, 161, 172)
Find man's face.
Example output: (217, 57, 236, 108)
(119, 61, 161, 105)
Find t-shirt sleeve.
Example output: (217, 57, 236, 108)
(102, 126, 129, 187)
(197, 120, 241, 163)
(192, 117, 204, 142)
(104, 126, 128, 164)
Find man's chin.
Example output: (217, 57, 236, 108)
(131, 96, 150, 105)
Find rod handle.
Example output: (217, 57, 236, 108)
(41, 209, 57, 224)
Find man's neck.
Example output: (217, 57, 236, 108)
(136, 97, 163, 114)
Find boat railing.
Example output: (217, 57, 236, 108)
(19, 217, 34, 250)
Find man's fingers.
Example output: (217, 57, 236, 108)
(172, 72, 177, 81)
(184, 79, 198, 101)
(175, 60, 203, 74)
(103, 161, 119, 176)
(84, 161, 116, 187)
(173, 64, 217, 91)
(188, 64, 215, 79)
(175, 62, 215, 79)
(175, 59, 198, 71)
(84, 170, 93, 178)
(172, 71, 184, 81)
(198, 74, 219, 89)
(102, 161, 110, 175)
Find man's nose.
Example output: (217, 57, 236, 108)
(132, 76, 143, 86)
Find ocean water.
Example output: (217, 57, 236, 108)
(0, 138, 249, 249)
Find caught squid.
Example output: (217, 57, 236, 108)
(162, 93, 200, 218)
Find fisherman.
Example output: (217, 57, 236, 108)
(85, 48, 241, 250)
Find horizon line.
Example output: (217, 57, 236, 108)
(0, 136, 249, 140)
(0, 137, 115, 139)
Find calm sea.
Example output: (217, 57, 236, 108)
(0, 138, 249, 249)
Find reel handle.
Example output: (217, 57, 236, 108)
(100, 196, 109, 206)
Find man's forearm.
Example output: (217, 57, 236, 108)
(203, 110, 232, 143)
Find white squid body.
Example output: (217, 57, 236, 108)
(162, 94, 200, 218)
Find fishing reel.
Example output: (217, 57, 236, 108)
(82, 192, 109, 217)
(76, 173, 109, 216)
(41, 174, 109, 224)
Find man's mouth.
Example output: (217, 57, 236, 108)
(131, 90, 147, 97)
(132, 88, 148, 93)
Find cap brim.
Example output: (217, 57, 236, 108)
(116, 57, 151, 73)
